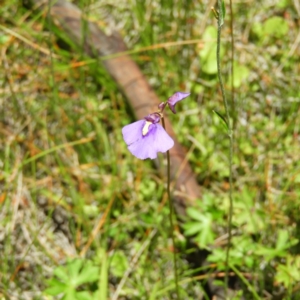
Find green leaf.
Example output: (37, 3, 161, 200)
(186, 207, 204, 221)
(208, 248, 226, 264)
(195, 215, 215, 248)
(202, 45, 218, 74)
(239, 141, 254, 155)
(184, 222, 203, 236)
(68, 259, 84, 278)
(76, 264, 99, 285)
(185, 208, 215, 248)
(54, 266, 69, 282)
(44, 258, 101, 299)
(76, 291, 94, 300)
(199, 26, 224, 75)
(149, 281, 160, 300)
(44, 279, 66, 295)
(276, 229, 298, 251)
(276, 230, 289, 250)
(110, 251, 129, 278)
(229, 63, 250, 88)
(263, 16, 289, 38)
(221, 0, 226, 20)
(255, 244, 287, 262)
(276, 256, 300, 288)
(0, 34, 10, 44)
(252, 23, 263, 39)
(212, 110, 228, 130)
(92, 290, 100, 300)
(276, 0, 290, 8)
(63, 288, 77, 300)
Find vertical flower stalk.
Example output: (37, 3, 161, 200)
(160, 115, 180, 298)
(122, 92, 190, 299)
(214, 0, 234, 295)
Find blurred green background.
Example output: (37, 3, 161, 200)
(1, 0, 300, 299)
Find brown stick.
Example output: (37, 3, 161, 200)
(32, 0, 200, 215)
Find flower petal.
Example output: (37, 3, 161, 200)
(127, 124, 174, 160)
(128, 134, 157, 159)
(144, 113, 161, 124)
(152, 124, 174, 153)
(122, 120, 145, 146)
(167, 92, 190, 114)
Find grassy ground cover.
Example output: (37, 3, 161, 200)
(1, 0, 300, 299)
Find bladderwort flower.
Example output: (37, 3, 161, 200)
(122, 92, 190, 160)
(167, 91, 190, 114)
(122, 112, 173, 160)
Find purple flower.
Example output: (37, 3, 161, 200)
(167, 92, 190, 114)
(122, 113, 174, 160)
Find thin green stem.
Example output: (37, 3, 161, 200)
(230, 264, 260, 300)
(229, 0, 236, 127)
(216, 0, 234, 296)
(161, 117, 180, 299)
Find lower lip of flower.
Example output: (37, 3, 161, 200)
(142, 121, 152, 136)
